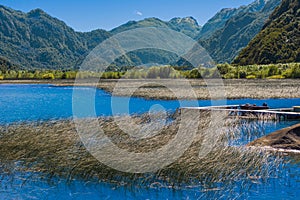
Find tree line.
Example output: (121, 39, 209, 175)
(1, 63, 300, 80)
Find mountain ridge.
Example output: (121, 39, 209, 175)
(233, 0, 300, 65)
(110, 16, 202, 39)
(0, 0, 288, 70)
(197, 0, 274, 39)
(198, 0, 281, 63)
(0, 5, 111, 69)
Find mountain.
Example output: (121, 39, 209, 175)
(0, 6, 111, 69)
(198, 0, 281, 63)
(198, 8, 240, 39)
(198, 0, 273, 39)
(0, 5, 202, 70)
(0, 56, 19, 71)
(110, 17, 202, 39)
(165, 17, 201, 39)
(108, 17, 202, 68)
(0, 0, 287, 70)
(233, 0, 300, 65)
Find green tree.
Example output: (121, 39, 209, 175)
(42, 73, 55, 79)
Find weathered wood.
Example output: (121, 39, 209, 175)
(180, 105, 300, 120)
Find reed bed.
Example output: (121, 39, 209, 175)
(95, 79, 300, 100)
(2, 79, 300, 100)
(0, 111, 285, 198)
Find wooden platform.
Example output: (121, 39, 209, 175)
(180, 105, 300, 120)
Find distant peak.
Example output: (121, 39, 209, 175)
(27, 8, 46, 17)
(220, 8, 235, 12)
(143, 17, 163, 21)
(183, 16, 199, 24)
(0, 5, 15, 13)
(0, 5, 6, 10)
(169, 16, 199, 26)
(250, 0, 268, 6)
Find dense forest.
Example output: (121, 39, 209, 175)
(234, 0, 300, 65)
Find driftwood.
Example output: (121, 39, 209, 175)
(248, 123, 300, 151)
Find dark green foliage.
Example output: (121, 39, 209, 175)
(0, 6, 204, 70)
(0, 0, 287, 71)
(234, 0, 300, 65)
(199, 0, 281, 63)
(217, 63, 300, 79)
(186, 68, 202, 78)
(0, 56, 20, 71)
(198, 0, 278, 39)
(2, 63, 300, 80)
(0, 6, 111, 69)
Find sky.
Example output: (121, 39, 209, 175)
(0, 0, 255, 32)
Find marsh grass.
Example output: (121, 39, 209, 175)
(95, 79, 300, 100)
(2, 79, 300, 100)
(0, 111, 285, 198)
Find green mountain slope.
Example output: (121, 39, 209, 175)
(0, 56, 19, 71)
(110, 17, 202, 39)
(0, 6, 203, 70)
(233, 0, 300, 65)
(198, 0, 274, 39)
(109, 17, 202, 68)
(0, 0, 286, 70)
(0, 6, 111, 69)
(199, 0, 281, 63)
(199, 8, 241, 39)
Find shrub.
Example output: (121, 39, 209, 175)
(223, 73, 236, 79)
(238, 70, 247, 79)
(246, 75, 256, 79)
(42, 73, 55, 79)
(267, 65, 279, 76)
(217, 63, 232, 75)
(188, 68, 202, 78)
(267, 75, 285, 79)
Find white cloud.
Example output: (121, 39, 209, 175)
(135, 11, 143, 16)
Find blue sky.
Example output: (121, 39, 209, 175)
(0, 0, 254, 32)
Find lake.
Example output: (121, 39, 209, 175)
(0, 84, 300, 199)
(1, 84, 300, 123)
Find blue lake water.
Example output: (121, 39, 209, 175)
(1, 84, 300, 123)
(0, 84, 300, 199)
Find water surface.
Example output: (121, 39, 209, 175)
(0, 84, 299, 199)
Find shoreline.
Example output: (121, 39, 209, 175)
(1, 79, 300, 100)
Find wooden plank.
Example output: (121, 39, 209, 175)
(180, 106, 300, 117)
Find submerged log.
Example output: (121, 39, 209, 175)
(248, 123, 300, 151)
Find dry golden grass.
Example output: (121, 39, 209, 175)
(0, 111, 284, 193)
(1, 79, 300, 100)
